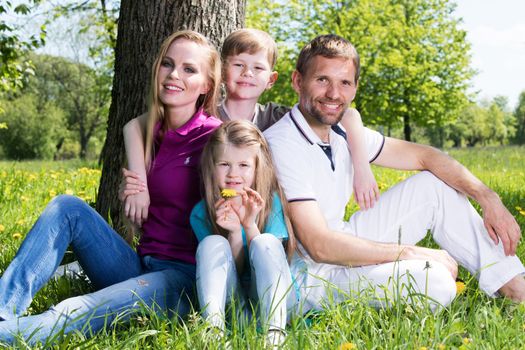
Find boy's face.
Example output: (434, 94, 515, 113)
(224, 50, 277, 101)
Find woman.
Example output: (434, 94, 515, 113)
(0, 30, 221, 345)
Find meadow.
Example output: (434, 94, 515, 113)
(0, 146, 524, 349)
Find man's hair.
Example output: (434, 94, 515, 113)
(296, 34, 360, 83)
(222, 28, 278, 69)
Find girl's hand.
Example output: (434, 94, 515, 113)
(235, 187, 264, 229)
(353, 165, 380, 210)
(215, 199, 242, 232)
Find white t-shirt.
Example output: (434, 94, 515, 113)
(264, 104, 385, 232)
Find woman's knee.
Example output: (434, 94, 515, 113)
(46, 195, 90, 217)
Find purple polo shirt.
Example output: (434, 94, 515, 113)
(138, 108, 221, 264)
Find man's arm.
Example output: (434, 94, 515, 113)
(289, 200, 458, 277)
(373, 137, 521, 255)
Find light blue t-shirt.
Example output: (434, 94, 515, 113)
(190, 192, 288, 246)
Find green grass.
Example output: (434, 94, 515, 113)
(1, 147, 525, 349)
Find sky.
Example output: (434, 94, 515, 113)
(454, 0, 525, 110)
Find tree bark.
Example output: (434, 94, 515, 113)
(97, 0, 245, 236)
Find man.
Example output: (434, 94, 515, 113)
(264, 34, 525, 312)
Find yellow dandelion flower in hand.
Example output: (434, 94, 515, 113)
(221, 189, 237, 198)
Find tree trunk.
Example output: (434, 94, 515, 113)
(97, 0, 246, 236)
(403, 113, 411, 141)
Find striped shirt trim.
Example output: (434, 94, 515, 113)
(289, 110, 314, 145)
(369, 134, 386, 163)
(288, 198, 316, 203)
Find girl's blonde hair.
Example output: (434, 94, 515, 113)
(200, 120, 296, 258)
(144, 30, 221, 169)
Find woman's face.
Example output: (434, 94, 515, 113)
(157, 38, 210, 115)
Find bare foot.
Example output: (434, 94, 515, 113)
(498, 275, 525, 302)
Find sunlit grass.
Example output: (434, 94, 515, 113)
(0, 146, 524, 348)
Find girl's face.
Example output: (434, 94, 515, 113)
(214, 144, 258, 192)
(158, 38, 210, 116)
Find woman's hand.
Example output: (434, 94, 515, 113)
(119, 168, 149, 226)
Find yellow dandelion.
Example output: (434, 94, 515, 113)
(462, 337, 471, 345)
(456, 281, 466, 294)
(17, 219, 25, 226)
(221, 188, 237, 198)
(419, 347, 427, 350)
(339, 342, 356, 350)
(0, 224, 5, 232)
(438, 344, 446, 350)
(12, 233, 22, 240)
(65, 189, 74, 195)
(20, 195, 28, 202)
(519, 210, 525, 217)
(0, 122, 8, 129)
(516, 206, 523, 211)
(49, 190, 57, 197)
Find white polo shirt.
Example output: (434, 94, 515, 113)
(264, 104, 385, 232)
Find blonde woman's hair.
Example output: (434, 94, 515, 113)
(144, 30, 221, 169)
(200, 120, 296, 258)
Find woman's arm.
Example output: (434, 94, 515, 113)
(122, 114, 150, 226)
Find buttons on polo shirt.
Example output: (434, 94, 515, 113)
(318, 144, 335, 171)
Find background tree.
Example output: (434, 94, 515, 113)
(513, 91, 525, 145)
(96, 0, 246, 236)
(0, 94, 66, 159)
(0, 0, 45, 92)
(248, 0, 473, 143)
(29, 54, 110, 159)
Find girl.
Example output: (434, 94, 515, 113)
(0, 30, 221, 345)
(190, 120, 296, 346)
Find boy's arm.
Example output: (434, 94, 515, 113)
(122, 114, 150, 226)
(340, 108, 380, 210)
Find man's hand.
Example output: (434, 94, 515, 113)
(480, 190, 521, 256)
(400, 246, 458, 279)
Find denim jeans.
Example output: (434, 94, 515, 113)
(196, 234, 296, 332)
(0, 195, 196, 345)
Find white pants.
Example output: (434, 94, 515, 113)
(294, 171, 525, 313)
(196, 234, 296, 331)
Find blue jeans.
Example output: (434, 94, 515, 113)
(0, 195, 196, 345)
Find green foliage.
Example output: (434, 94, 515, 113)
(1, 147, 525, 348)
(248, 0, 474, 142)
(512, 91, 525, 144)
(0, 0, 45, 92)
(0, 94, 66, 159)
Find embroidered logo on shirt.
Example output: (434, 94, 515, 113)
(184, 156, 191, 165)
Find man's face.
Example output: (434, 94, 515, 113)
(292, 55, 357, 126)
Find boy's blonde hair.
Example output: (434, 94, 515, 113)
(221, 28, 278, 69)
(145, 30, 221, 169)
(200, 120, 296, 258)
